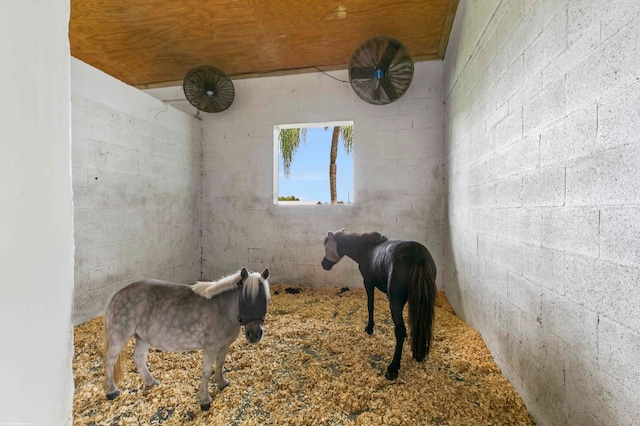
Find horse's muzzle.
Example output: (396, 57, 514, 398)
(244, 320, 264, 344)
(321, 257, 336, 270)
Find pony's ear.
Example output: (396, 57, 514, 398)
(261, 268, 270, 280)
(327, 232, 334, 238)
(240, 267, 248, 280)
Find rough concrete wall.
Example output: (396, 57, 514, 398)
(71, 59, 203, 325)
(200, 62, 445, 288)
(443, 0, 640, 424)
(0, 1, 74, 423)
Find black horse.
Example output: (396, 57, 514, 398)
(321, 230, 437, 379)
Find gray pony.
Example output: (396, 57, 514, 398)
(103, 267, 270, 411)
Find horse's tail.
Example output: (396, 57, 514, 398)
(408, 257, 437, 362)
(103, 318, 124, 385)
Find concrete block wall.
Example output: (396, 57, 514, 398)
(444, 0, 640, 424)
(199, 62, 446, 288)
(71, 59, 203, 324)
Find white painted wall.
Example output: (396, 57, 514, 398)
(0, 1, 74, 424)
(444, 0, 640, 424)
(195, 63, 445, 287)
(71, 59, 203, 324)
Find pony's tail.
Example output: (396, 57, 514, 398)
(103, 318, 124, 385)
(408, 259, 437, 362)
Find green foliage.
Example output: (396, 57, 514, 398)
(279, 128, 307, 178)
(340, 125, 354, 155)
(278, 195, 300, 201)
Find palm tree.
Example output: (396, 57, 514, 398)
(279, 125, 353, 204)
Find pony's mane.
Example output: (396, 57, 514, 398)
(192, 270, 270, 301)
(242, 272, 271, 303)
(339, 231, 388, 245)
(192, 270, 242, 299)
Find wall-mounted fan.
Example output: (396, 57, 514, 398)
(182, 65, 235, 113)
(349, 36, 414, 105)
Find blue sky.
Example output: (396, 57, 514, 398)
(278, 126, 353, 203)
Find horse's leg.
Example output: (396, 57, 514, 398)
(214, 344, 232, 390)
(385, 301, 407, 380)
(132, 336, 159, 387)
(199, 349, 215, 411)
(104, 337, 126, 399)
(364, 281, 375, 334)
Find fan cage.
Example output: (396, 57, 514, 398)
(349, 36, 414, 105)
(183, 65, 235, 113)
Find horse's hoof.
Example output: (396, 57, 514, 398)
(364, 325, 374, 334)
(200, 402, 211, 411)
(385, 368, 398, 380)
(106, 390, 120, 400)
(217, 379, 230, 390)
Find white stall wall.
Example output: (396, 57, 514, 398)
(198, 63, 445, 287)
(444, 0, 640, 424)
(0, 1, 74, 423)
(71, 59, 203, 324)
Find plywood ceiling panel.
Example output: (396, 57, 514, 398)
(70, 0, 459, 88)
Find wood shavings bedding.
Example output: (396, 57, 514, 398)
(73, 285, 535, 425)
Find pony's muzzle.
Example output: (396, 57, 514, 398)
(244, 321, 264, 344)
(321, 257, 336, 270)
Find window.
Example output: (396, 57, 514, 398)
(274, 121, 354, 205)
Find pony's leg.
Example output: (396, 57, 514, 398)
(385, 302, 407, 380)
(132, 337, 159, 387)
(199, 349, 215, 411)
(214, 344, 232, 390)
(104, 337, 126, 399)
(364, 282, 375, 334)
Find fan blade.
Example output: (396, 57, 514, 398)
(379, 77, 399, 101)
(350, 67, 375, 80)
(377, 41, 400, 72)
(373, 84, 381, 102)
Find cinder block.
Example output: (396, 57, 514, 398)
(599, 315, 640, 389)
(523, 79, 566, 135)
(598, 83, 640, 149)
(564, 347, 614, 426)
(539, 104, 598, 167)
(506, 207, 542, 245)
(566, 144, 640, 206)
(600, 207, 640, 268)
(566, 15, 640, 110)
(507, 272, 542, 320)
(491, 108, 523, 151)
(523, 11, 567, 81)
(478, 233, 523, 274)
(565, 254, 640, 331)
(485, 260, 508, 298)
(541, 207, 599, 257)
(522, 244, 567, 295)
(542, 292, 598, 359)
(522, 165, 565, 207)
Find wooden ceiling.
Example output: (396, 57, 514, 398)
(69, 0, 459, 88)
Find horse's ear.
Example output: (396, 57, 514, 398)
(261, 268, 270, 280)
(240, 267, 248, 280)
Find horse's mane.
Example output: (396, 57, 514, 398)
(192, 270, 270, 302)
(242, 273, 271, 303)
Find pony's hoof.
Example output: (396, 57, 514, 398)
(385, 368, 398, 380)
(364, 325, 374, 334)
(106, 390, 120, 400)
(200, 402, 211, 411)
(217, 379, 230, 390)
